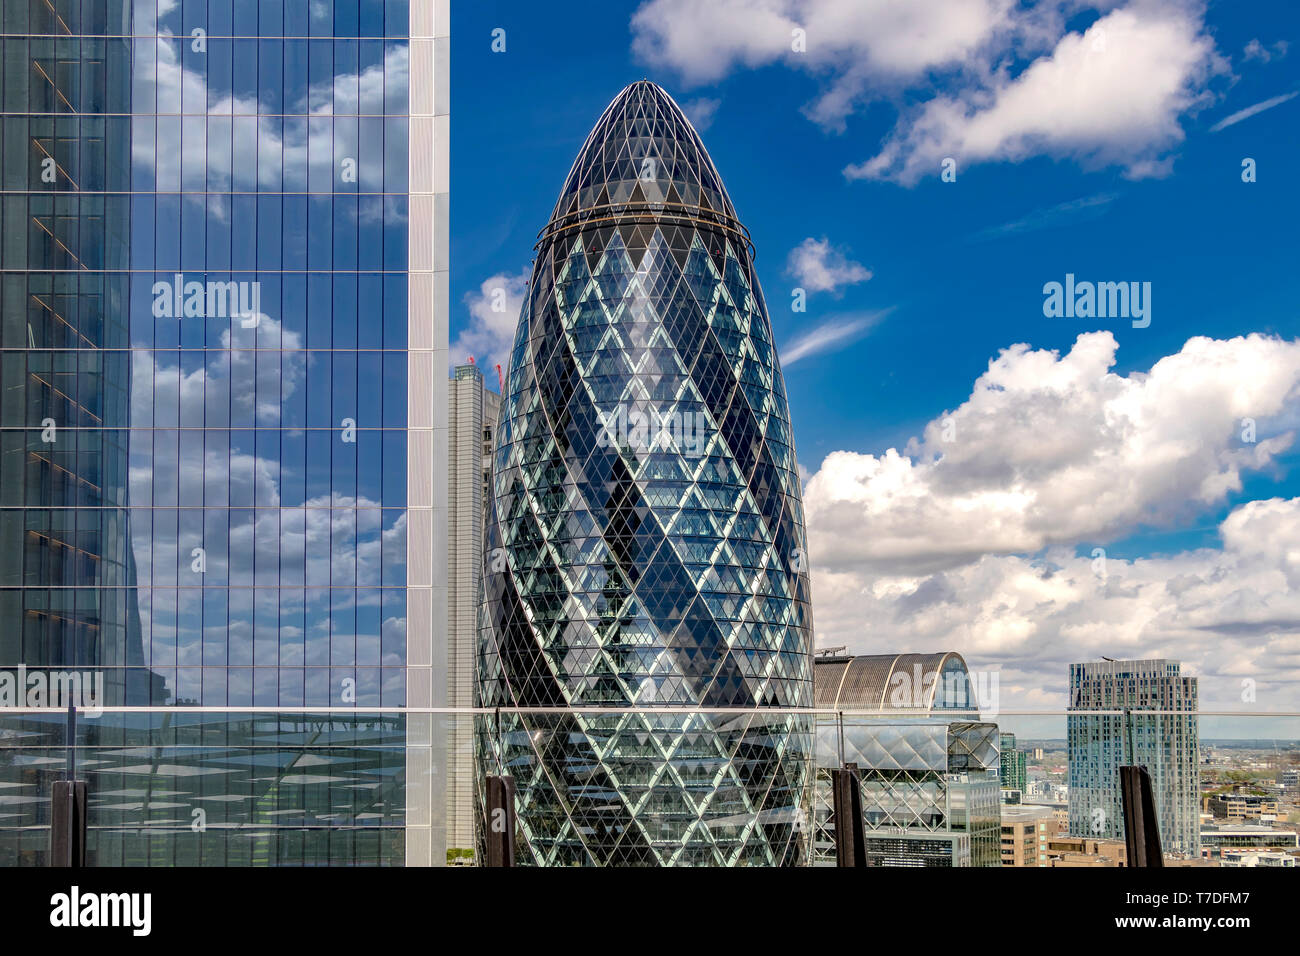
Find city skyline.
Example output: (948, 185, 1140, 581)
(0, 0, 1296, 881)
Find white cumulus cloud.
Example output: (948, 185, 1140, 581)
(632, 0, 1017, 119)
(803, 331, 1300, 575)
(631, 0, 1228, 182)
(811, 499, 1300, 713)
(451, 270, 530, 378)
(849, 5, 1223, 184)
(681, 97, 722, 131)
(803, 332, 1300, 714)
(785, 237, 872, 294)
(1242, 38, 1288, 64)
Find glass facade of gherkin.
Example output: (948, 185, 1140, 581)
(476, 81, 814, 866)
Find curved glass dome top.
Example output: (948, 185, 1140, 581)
(541, 80, 747, 251)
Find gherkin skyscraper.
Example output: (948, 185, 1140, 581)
(477, 81, 814, 866)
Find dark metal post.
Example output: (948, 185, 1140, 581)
(50, 781, 87, 867)
(51, 705, 87, 866)
(65, 703, 76, 779)
(1120, 764, 1163, 867)
(832, 763, 865, 867)
(484, 774, 517, 867)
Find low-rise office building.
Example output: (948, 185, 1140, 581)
(1221, 850, 1296, 867)
(1206, 792, 1279, 821)
(1047, 835, 1127, 867)
(1200, 823, 1299, 859)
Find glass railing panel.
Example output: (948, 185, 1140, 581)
(1, 707, 1297, 866)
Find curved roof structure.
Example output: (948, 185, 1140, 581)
(814, 652, 979, 712)
(540, 80, 749, 253)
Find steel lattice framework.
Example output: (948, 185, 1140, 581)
(475, 82, 814, 866)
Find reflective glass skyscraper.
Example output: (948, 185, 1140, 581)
(1, 0, 143, 702)
(477, 81, 814, 866)
(1068, 659, 1200, 857)
(0, 0, 449, 866)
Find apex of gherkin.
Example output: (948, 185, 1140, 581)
(546, 80, 740, 237)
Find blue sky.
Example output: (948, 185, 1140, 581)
(450, 0, 1300, 724)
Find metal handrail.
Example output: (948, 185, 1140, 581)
(0, 706, 1293, 717)
(534, 199, 755, 258)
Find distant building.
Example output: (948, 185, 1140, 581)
(1000, 732, 1028, 793)
(813, 652, 1000, 867)
(446, 364, 500, 854)
(1047, 835, 1127, 867)
(1207, 792, 1279, 821)
(1067, 659, 1199, 856)
(1001, 804, 1057, 867)
(1200, 824, 1299, 860)
(1220, 850, 1296, 867)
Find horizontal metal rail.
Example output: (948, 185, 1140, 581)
(534, 200, 755, 257)
(0, 706, 1294, 717)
